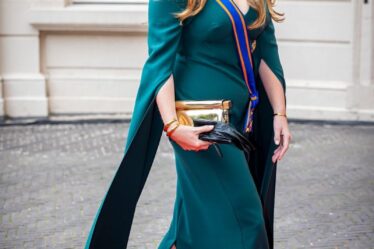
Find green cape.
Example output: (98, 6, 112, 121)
(84, 0, 286, 248)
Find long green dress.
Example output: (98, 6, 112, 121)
(84, 0, 286, 248)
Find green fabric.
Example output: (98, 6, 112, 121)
(84, 0, 286, 248)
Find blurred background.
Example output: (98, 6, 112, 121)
(0, 0, 373, 249)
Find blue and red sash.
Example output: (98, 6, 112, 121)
(216, 0, 259, 133)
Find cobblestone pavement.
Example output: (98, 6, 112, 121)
(0, 120, 373, 249)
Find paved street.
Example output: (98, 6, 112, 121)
(0, 120, 373, 249)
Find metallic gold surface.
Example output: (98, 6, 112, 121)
(175, 99, 231, 126)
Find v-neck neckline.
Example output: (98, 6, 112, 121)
(230, 0, 251, 17)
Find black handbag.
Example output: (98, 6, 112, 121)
(193, 118, 256, 160)
(193, 118, 260, 190)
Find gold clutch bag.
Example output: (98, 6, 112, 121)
(175, 99, 232, 126)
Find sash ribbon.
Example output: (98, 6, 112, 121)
(216, 0, 259, 133)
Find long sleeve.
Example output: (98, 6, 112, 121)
(126, 0, 186, 152)
(255, 11, 287, 105)
(250, 7, 287, 249)
(84, 0, 186, 248)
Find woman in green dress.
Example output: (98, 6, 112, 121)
(84, 0, 292, 248)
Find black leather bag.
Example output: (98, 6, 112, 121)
(192, 119, 256, 161)
(193, 118, 260, 188)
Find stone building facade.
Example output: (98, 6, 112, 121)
(0, 0, 373, 121)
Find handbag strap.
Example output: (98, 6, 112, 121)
(216, 0, 260, 133)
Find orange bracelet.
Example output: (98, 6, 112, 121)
(163, 118, 178, 132)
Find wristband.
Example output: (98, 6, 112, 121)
(273, 112, 287, 118)
(163, 118, 178, 132)
(166, 122, 180, 137)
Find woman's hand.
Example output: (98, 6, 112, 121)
(272, 116, 292, 163)
(168, 124, 215, 151)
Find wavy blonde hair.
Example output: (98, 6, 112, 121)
(175, 0, 285, 29)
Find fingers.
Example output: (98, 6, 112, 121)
(272, 154, 278, 164)
(194, 125, 214, 149)
(272, 145, 282, 163)
(193, 140, 212, 151)
(274, 125, 281, 145)
(278, 130, 291, 160)
(273, 128, 292, 163)
(181, 136, 212, 152)
(186, 147, 209, 152)
(178, 125, 215, 152)
(194, 124, 215, 133)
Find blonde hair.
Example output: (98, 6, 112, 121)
(175, 0, 285, 30)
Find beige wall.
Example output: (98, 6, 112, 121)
(0, 0, 373, 121)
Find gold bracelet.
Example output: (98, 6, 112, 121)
(163, 118, 178, 132)
(166, 122, 180, 137)
(273, 112, 287, 117)
(166, 120, 179, 133)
